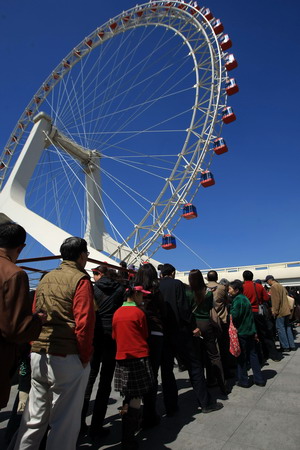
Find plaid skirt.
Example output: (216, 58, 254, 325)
(114, 357, 154, 398)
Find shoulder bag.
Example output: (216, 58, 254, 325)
(228, 315, 241, 357)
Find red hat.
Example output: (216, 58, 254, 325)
(133, 285, 151, 295)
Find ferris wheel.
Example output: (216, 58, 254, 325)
(0, 1, 238, 266)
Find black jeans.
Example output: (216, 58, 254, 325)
(253, 312, 281, 360)
(142, 334, 163, 420)
(161, 328, 211, 411)
(82, 332, 116, 431)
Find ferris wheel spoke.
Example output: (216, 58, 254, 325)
(107, 107, 191, 151)
(62, 26, 169, 131)
(65, 40, 190, 140)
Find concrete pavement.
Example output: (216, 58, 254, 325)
(1, 330, 299, 449)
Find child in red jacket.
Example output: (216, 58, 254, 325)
(112, 285, 154, 449)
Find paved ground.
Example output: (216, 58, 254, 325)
(1, 330, 299, 449)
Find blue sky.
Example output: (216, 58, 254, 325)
(1, 0, 300, 272)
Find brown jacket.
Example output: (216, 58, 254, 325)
(31, 260, 90, 356)
(270, 281, 291, 318)
(0, 251, 42, 409)
(206, 281, 228, 324)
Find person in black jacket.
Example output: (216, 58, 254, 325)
(159, 264, 223, 414)
(134, 263, 166, 428)
(81, 265, 125, 439)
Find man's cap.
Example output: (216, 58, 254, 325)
(265, 275, 274, 282)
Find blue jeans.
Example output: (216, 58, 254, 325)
(275, 316, 295, 349)
(237, 335, 264, 385)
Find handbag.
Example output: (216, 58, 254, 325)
(253, 283, 264, 316)
(228, 315, 241, 357)
(287, 295, 295, 319)
(253, 283, 271, 317)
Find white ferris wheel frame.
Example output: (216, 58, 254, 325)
(0, 1, 228, 265)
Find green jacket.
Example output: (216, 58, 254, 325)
(230, 293, 256, 336)
(186, 288, 213, 321)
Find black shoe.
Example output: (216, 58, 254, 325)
(202, 402, 223, 414)
(290, 347, 297, 351)
(141, 414, 160, 429)
(271, 355, 283, 361)
(165, 406, 179, 417)
(89, 427, 110, 440)
(255, 381, 266, 387)
(236, 381, 251, 388)
(206, 380, 218, 388)
(219, 381, 230, 396)
(280, 348, 290, 352)
(79, 423, 89, 436)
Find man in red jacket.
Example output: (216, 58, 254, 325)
(14, 237, 95, 450)
(0, 222, 44, 410)
(243, 270, 282, 362)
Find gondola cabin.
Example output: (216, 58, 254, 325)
(109, 22, 118, 31)
(201, 7, 213, 21)
(225, 54, 238, 71)
(63, 60, 71, 69)
(162, 234, 176, 250)
(211, 19, 224, 35)
(190, 3, 200, 15)
(222, 107, 236, 124)
(225, 78, 239, 96)
(182, 203, 198, 220)
(213, 137, 228, 155)
(178, 2, 187, 10)
(200, 171, 215, 187)
(219, 34, 232, 51)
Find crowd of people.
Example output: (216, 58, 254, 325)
(0, 221, 299, 450)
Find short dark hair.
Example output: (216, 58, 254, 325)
(243, 270, 253, 281)
(92, 265, 108, 275)
(60, 237, 87, 261)
(161, 263, 175, 277)
(0, 222, 26, 249)
(229, 279, 244, 294)
(207, 270, 218, 282)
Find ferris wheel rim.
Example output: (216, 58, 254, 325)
(0, 1, 228, 264)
